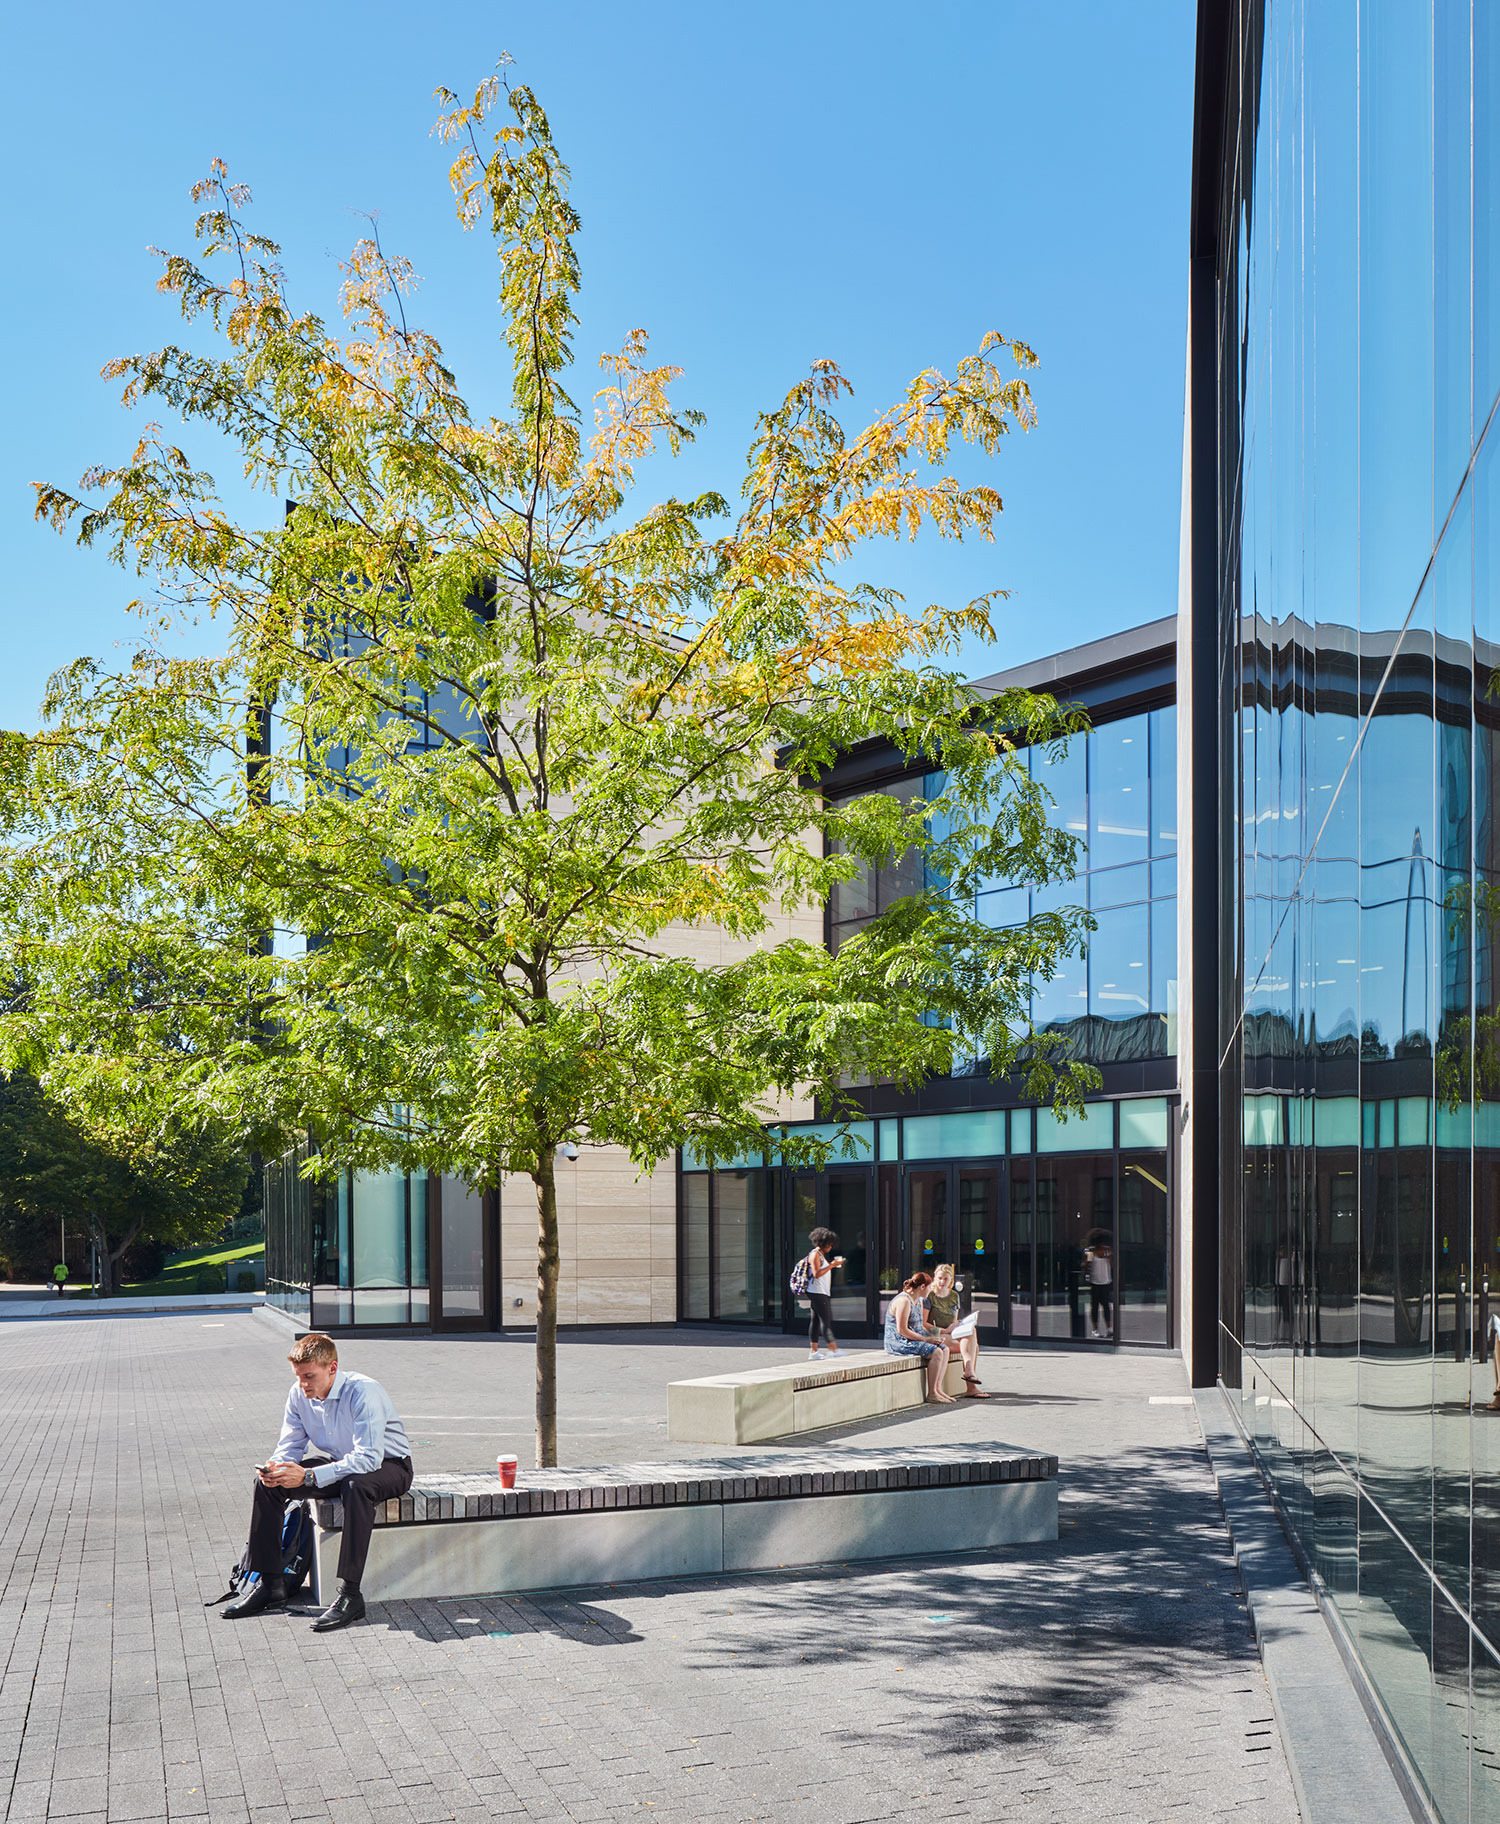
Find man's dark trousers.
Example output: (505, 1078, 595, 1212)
(250, 1456, 414, 1587)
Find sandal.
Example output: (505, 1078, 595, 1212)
(962, 1375, 990, 1399)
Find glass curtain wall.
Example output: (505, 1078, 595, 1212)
(680, 1100, 1173, 1344)
(264, 1146, 312, 1323)
(264, 1147, 435, 1328)
(677, 1153, 780, 1324)
(829, 711, 1178, 1068)
(1216, 3, 1500, 1817)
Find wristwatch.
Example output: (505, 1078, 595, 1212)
(303, 1467, 316, 1488)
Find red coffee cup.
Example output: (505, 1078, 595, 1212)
(497, 1455, 518, 1490)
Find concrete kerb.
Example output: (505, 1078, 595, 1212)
(1195, 1385, 1428, 1824)
(0, 1291, 265, 1321)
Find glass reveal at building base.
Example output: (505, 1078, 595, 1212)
(1190, 2, 1500, 1818)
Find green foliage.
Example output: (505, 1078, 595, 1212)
(6, 67, 1096, 1457)
(0, 1076, 247, 1293)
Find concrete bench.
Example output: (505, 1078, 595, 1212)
(667, 1350, 968, 1446)
(308, 1442, 1058, 1603)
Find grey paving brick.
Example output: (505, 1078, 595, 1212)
(0, 1317, 1303, 1824)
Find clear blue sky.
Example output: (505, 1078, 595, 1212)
(1, 1, 1194, 734)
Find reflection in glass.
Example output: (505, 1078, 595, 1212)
(353, 1169, 408, 1324)
(439, 1176, 484, 1319)
(682, 1174, 710, 1320)
(824, 1175, 869, 1321)
(1010, 1162, 1033, 1337)
(1033, 1154, 1114, 1343)
(1119, 1154, 1169, 1344)
(957, 1169, 999, 1333)
(1217, 0, 1500, 1813)
(1089, 716, 1149, 869)
(715, 1170, 766, 1321)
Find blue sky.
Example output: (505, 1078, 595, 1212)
(1, 1, 1194, 734)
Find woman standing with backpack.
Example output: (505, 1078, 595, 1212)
(800, 1228, 844, 1357)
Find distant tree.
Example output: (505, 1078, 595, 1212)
(6, 68, 1095, 1462)
(0, 1075, 247, 1295)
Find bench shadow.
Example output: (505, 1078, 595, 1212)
(765, 1393, 1095, 1452)
(377, 1591, 645, 1647)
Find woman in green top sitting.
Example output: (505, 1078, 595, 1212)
(928, 1262, 988, 1398)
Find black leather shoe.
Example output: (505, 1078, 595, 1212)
(221, 1579, 286, 1619)
(310, 1589, 366, 1632)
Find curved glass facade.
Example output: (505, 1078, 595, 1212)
(1209, 2, 1500, 1815)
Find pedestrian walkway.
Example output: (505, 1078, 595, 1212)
(0, 1317, 1303, 1822)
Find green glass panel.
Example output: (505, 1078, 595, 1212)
(1036, 1101, 1114, 1154)
(902, 1110, 1006, 1161)
(1119, 1098, 1170, 1150)
(1435, 1101, 1472, 1148)
(1314, 1097, 1361, 1149)
(1241, 1095, 1284, 1147)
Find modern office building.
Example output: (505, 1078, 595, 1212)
(262, 2, 1500, 1809)
(678, 617, 1186, 1351)
(1189, 3, 1500, 1818)
(268, 617, 1189, 1348)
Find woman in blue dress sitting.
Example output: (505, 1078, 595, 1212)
(883, 1271, 956, 1404)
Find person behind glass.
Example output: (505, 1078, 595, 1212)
(221, 1333, 414, 1632)
(883, 1271, 955, 1403)
(1083, 1237, 1114, 1340)
(928, 1262, 988, 1398)
(805, 1227, 845, 1357)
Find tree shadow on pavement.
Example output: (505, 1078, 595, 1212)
(510, 1437, 1240, 1751)
(373, 1440, 1252, 1754)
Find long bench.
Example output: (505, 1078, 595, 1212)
(308, 1442, 1058, 1603)
(668, 1350, 968, 1446)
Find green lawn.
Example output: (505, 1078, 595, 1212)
(162, 1240, 265, 1272)
(118, 1239, 265, 1297)
(60, 1238, 265, 1298)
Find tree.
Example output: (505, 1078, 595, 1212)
(8, 67, 1096, 1463)
(0, 1074, 247, 1295)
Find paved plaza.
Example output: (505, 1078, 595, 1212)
(0, 1315, 1301, 1824)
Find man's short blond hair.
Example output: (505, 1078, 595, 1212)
(288, 1333, 338, 1367)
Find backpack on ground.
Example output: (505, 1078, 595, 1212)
(205, 1500, 315, 1606)
(789, 1253, 814, 1296)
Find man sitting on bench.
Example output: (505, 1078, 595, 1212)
(222, 1332, 413, 1632)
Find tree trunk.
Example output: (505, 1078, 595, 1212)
(91, 1218, 139, 1299)
(534, 1152, 560, 1468)
(89, 1221, 117, 1297)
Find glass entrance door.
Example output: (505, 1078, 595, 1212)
(906, 1169, 948, 1285)
(958, 1165, 1006, 1340)
(432, 1175, 491, 1330)
(898, 1161, 1009, 1341)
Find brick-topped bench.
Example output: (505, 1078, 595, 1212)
(308, 1442, 1058, 1603)
(668, 1350, 967, 1445)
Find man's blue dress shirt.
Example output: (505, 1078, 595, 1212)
(273, 1370, 411, 1488)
